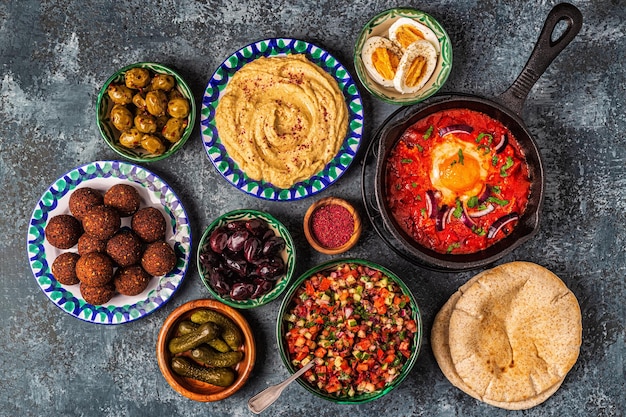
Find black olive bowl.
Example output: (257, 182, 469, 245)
(197, 209, 296, 309)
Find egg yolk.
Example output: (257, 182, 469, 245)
(438, 153, 481, 193)
(372, 47, 400, 80)
(394, 25, 426, 49)
(404, 56, 426, 87)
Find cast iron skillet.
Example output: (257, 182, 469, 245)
(374, 3, 583, 270)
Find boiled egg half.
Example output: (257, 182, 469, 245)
(361, 36, 403, 88)
(389, 17, 441, 54)
(430, 135, 490, 205)
(393, 40, 437, 94)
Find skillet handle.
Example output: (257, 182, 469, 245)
(495, 3, 583, 115)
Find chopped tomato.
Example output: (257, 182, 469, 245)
(283, 263, 417, 399)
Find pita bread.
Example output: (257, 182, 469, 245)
(432, 262, 581, 410)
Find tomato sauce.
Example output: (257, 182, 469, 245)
(385, 109, 531, 254)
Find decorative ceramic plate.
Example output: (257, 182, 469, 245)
(26, 160, 192, 325)
(200, 38, 364, 201)
(197, 209, 296, 309)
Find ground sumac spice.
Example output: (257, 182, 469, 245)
(310, 204, 354, 248)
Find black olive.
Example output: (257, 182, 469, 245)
(251, 278, 273, 298)
(262, 236, 286, 257)
(245, 218, 269, 236)
(256, 258, 284, 281)
(209, 227, 229, 254)
(227, 229, 249, 252)
(226, 220, 247, 231)
(261, 229, 275, 242)
(243, 237, 262, 263)
(224, 254, 248, 277)
(208, 268, 231, 296)
(199, 249, 220, 269)
(230, 282, 254, 300)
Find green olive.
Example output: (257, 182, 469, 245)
(125, 68, 151, 89)
(132, 92, 147, 110)
(110, 104, 133, 131)
(134, 113, 157, 134)
(151, 74, 175, 91)
(155, 115, 169, 131)
(162, 118, 187, 143)
(118, 128, 143, 149)
(140, 135, 166, 155)
(168, 97, 190, 119)
(107, 84, 133, 105)
(169, 89, 183, 100)
(145, 90, 168, 117)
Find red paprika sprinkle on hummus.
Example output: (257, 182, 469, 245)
(311, 204, 354, 248)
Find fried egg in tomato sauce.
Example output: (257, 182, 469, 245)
(385, 109, 531, 254)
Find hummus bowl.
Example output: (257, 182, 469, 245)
(201, 38, 364, 201)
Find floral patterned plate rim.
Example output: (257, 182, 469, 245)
(200, 37, 364, 201)
(26, 160, 192, 325)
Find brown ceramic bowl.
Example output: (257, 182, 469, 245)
(303, 197, 362, 255)
(156, 299, 256, 402)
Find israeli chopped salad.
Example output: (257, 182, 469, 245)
(283, 263, 418, 398)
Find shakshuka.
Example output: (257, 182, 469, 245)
(385, 108, 531, 254)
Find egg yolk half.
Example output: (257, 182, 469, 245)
(394, 25, 426, 49)
(371, 47, 400, 80)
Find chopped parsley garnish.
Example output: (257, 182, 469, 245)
(423, 125, 433, 140)
(447, 242, 461, 253)
(487, 196, 509, 206)
(452, 200, 463, 218)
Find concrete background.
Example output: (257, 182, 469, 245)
(0, 0, 624, 416)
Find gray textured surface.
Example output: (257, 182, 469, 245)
(1, 0, 624, 416)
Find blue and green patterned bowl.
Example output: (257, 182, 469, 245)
(96, 62, 196, 162)
(26, 160, 192, 325)
(200, 38, 364, 201)
(354, 8, 453, 105)
(197, 209, 296, 309)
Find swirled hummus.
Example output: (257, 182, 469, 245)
(214, 54, 349, 189)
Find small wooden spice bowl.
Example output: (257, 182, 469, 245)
(303, 196, 362, 255)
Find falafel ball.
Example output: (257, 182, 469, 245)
(51, 252, 80, 285)
(113, 265, 152, 296)
(131, 207, 166, 243)
(82, 205, 121, 240)
(80, 282, 116, 305)
(141, 240, 176, 276)
(106, 229, 143, 267)
(104, 184, 141, 217)
(68, 187, 104, 221)
(75, 252, 114, 286)
(77, 234, 107, 255)
(45, 214, 82, 249)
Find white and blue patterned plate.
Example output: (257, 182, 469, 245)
(200, 38, 364, 201)
(26, 160, 192, 325)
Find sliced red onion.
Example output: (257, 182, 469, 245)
(460, 204, 477, 228)
(478, 186, 491, 203)
(344, 306, 353, 319)
(436, 205, 450, 231)
(469, 203, 495, 217)
(438, 124, 474, 138)
(425, 190, 437, 218)
(487, 213, 519, 239)
(494, 133, 509, 153)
